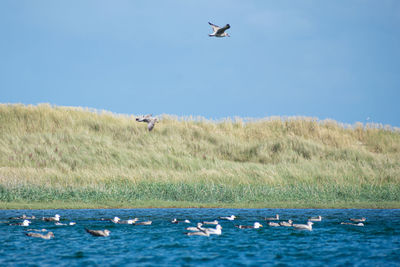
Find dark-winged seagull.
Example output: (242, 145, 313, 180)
(265, 214, 279, 221)
(85, 228, 111, 237)
(136, 114, 152, 123)
(10, 220, 31, 226)
(134, 221, 152, 226)
(26, 232, 54, 240)
(208, 22, 230, 37)
(136, 114, 158, 131)
(349, 217, 366, 223)
(9, 214, 36, 220)
(42, 214, 60, 222)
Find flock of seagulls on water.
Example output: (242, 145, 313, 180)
(134, 22, 231, 132)
(4, 213, 367, 239)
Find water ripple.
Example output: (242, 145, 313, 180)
(0, 209, 399, 266)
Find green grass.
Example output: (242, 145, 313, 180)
(1, 103, 399, 209)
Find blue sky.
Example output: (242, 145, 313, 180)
(1, 1, 399, 126)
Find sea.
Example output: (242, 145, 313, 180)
(0, 208, 399, 266)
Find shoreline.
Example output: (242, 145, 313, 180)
(1, 201, 399, 210)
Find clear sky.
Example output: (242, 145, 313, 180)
(1, 1, 399, 126)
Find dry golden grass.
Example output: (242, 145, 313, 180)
(0, 103, 399, 208)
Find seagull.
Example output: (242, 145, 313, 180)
(308, 216, 322, 222)
(10, 220, 31, 226)
(185, 228, 210, 237)
(341, 222, 365, 226)
(205, 224, 222, 235)
(136, 114, 152, 123)
(119, 218, 139, 224)
(55, 221, 76, 226)
(202, 220, 219, 225)
(9, 214, 35, 220)
(279, 220, 293, 227)
(42, 214, 60, 222)
(186, 223, 205, 232)
(26, 232, 54, 240)
(219, 215, 236, 221)
(136, 114, 158, 131)
(292, 221, 313, 231)
(26, 229, 47, 232)
(134, 221, 152, 226)
(185, 230, 210, 237)
(110, 217, 120, 224)
(235, 222, 263, 229)
(349, 217, 366, 223)
(171, 218, 191, 224)
(268, 222, 280, 227)
(208, 22, 230, 37)
(85, 229, 111, 237)
(9, 215, 27, 220)
(265, 214, 279, 221)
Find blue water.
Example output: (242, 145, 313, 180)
(0, 209, 399, 266)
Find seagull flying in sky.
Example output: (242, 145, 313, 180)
(208, 22, 230, 37)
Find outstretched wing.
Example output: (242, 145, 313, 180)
(147, 118, 157, 131)
(208, 22, 221, 33)
(216, 24, 230, 34)
(136, 114, 153, 123)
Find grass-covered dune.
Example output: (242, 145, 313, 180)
(0, 104, 399, 209)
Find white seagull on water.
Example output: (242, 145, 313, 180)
(292, 221, 313, 231)
(208, 22, 230, 37)
(219, 215, 236, 221)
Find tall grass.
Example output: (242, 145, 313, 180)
(0, 103, 399, 208)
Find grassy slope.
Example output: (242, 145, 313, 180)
(0, 104, 399, 209)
